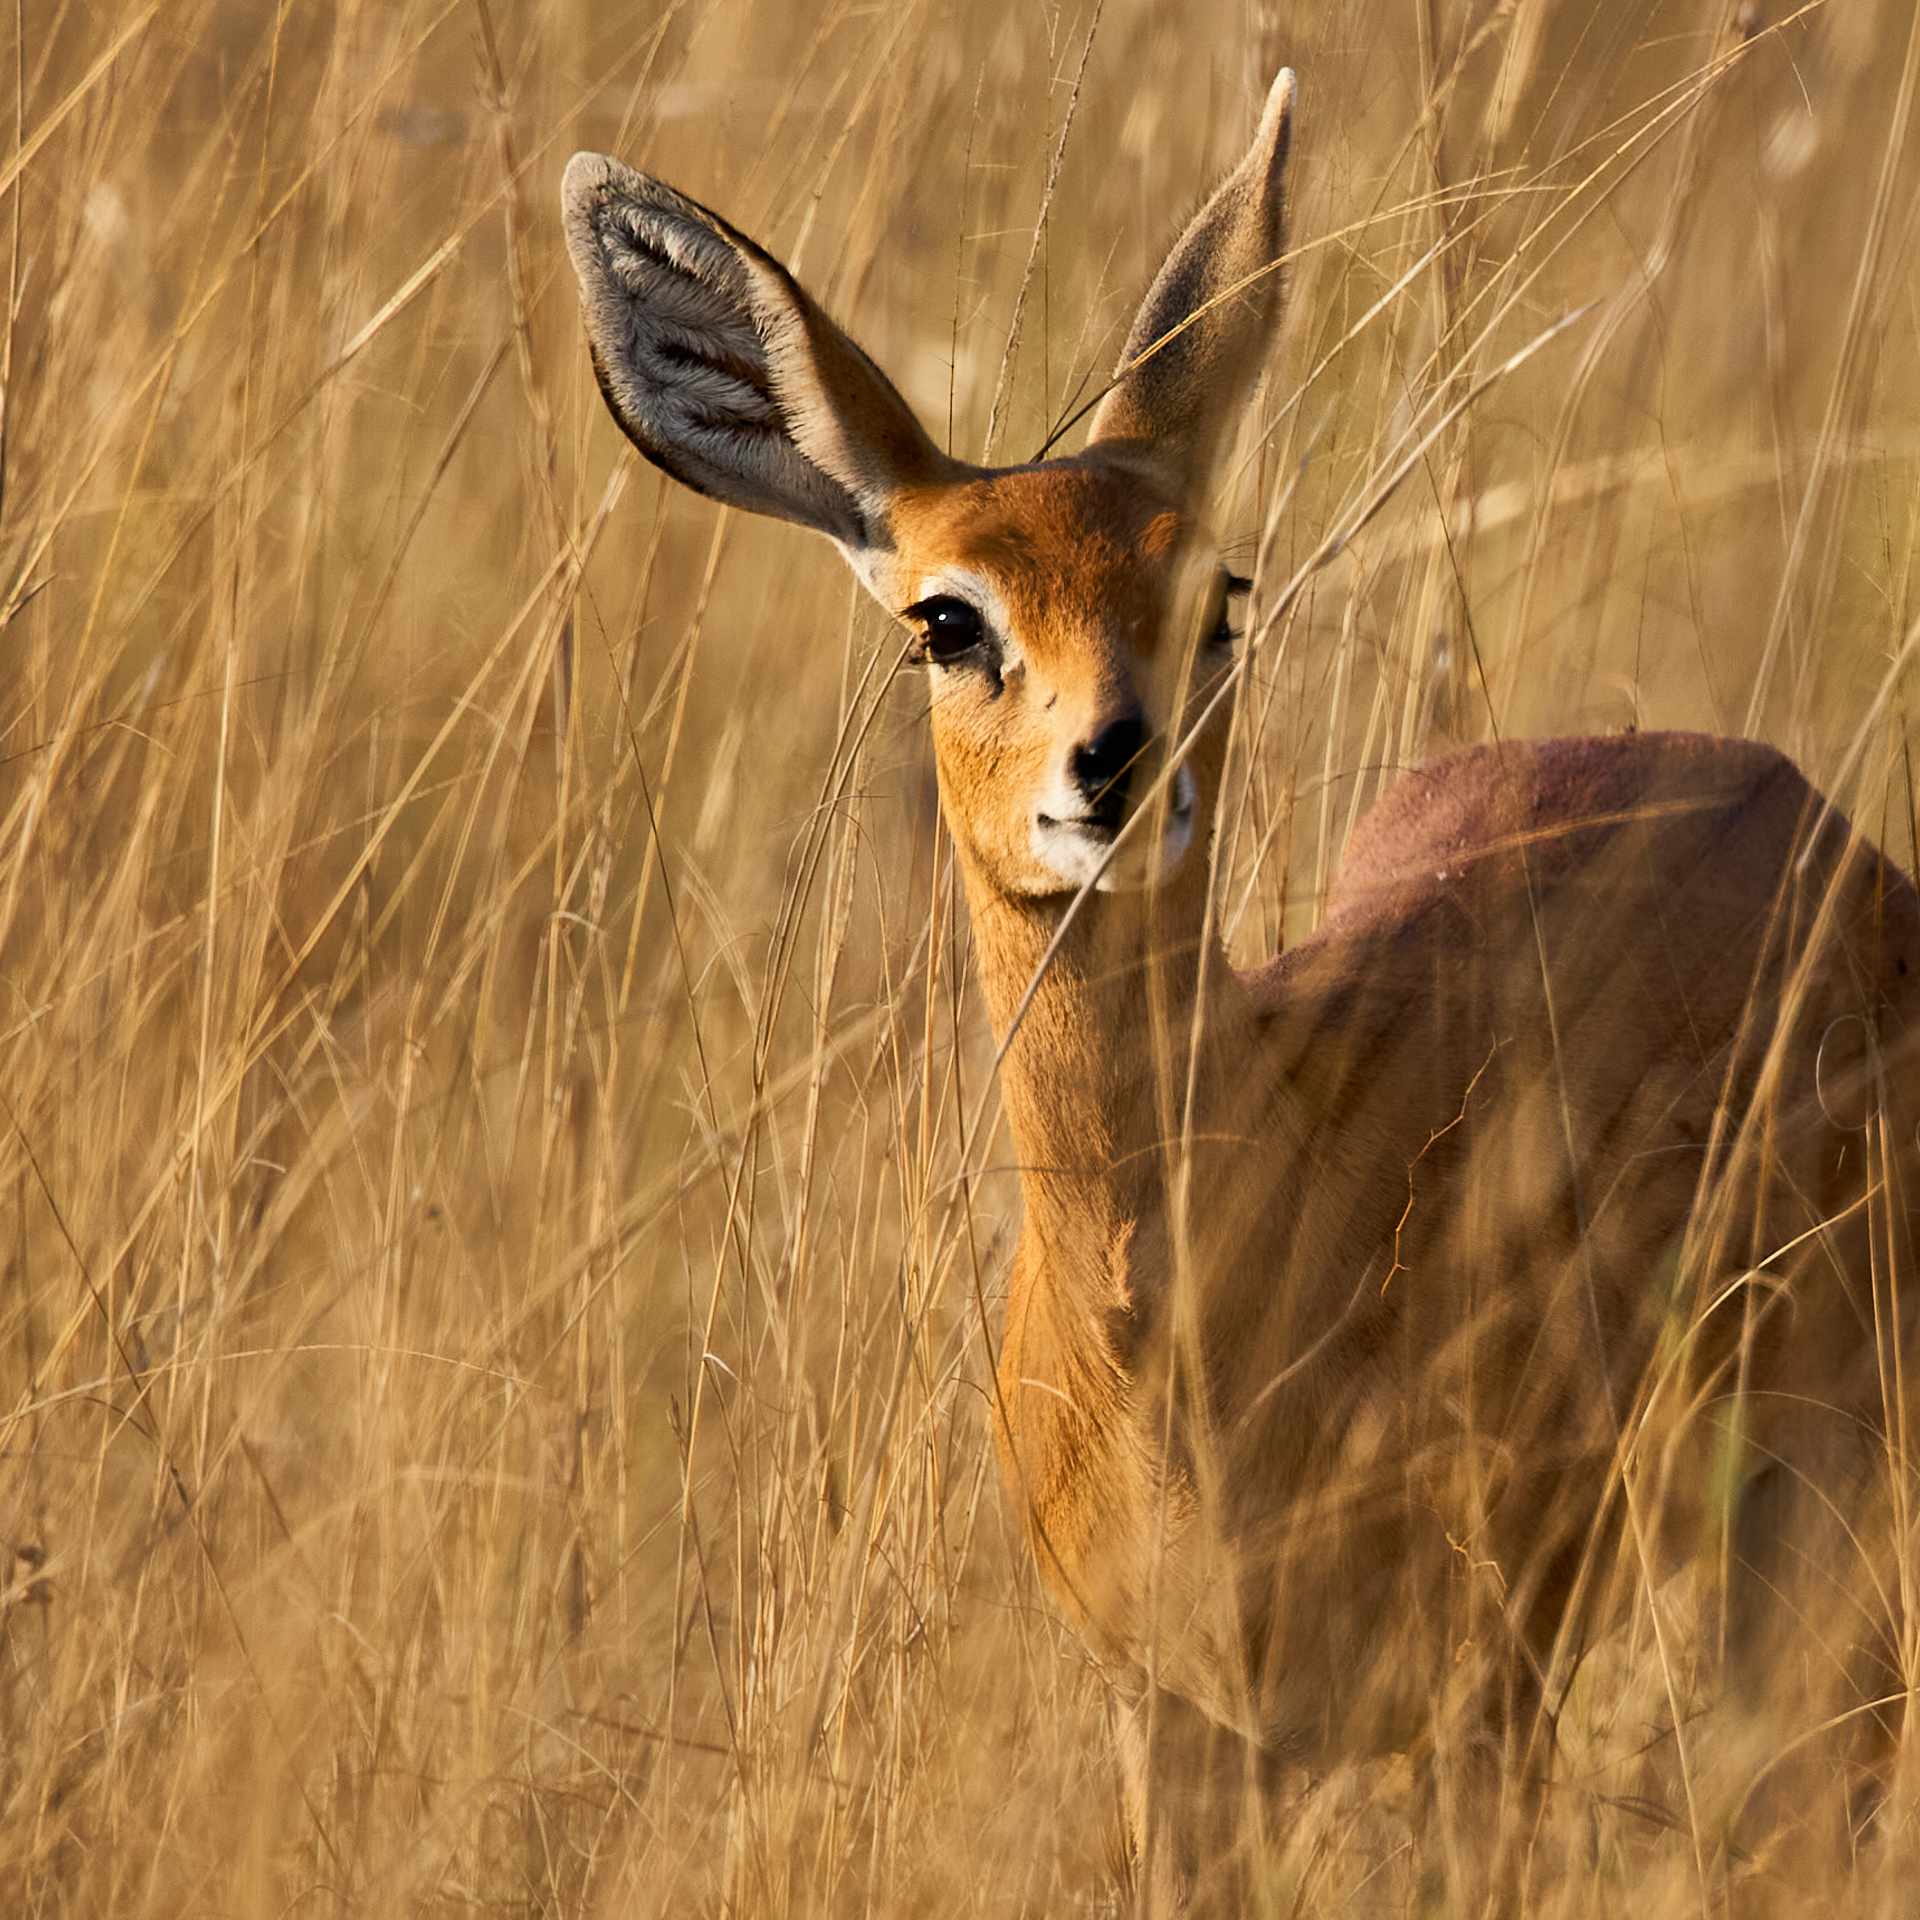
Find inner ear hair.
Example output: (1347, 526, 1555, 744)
(561, 152, 952, 554)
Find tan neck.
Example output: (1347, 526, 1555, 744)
(958, 853, 1250, 1316)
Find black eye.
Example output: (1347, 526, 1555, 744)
(1209, 572, 1251, 650)
(903, 595, 986, 666)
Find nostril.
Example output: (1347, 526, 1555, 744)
(1071, 710, 1148, 816)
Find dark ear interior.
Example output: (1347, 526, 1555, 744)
(561, 154, 947, 551)
(562, 154, 863, 541)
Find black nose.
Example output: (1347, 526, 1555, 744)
(1071, 709, 1147, 826)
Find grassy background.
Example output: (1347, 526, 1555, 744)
(1, 0, 1916, 1912)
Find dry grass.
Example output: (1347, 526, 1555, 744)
(1, 0, 1917, 1912)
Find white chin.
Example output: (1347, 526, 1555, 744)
(1031, 766, 1197, 895)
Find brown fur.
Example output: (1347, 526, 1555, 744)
(565, 63, 1920, 1908)
(975, 726, 1918, 1901)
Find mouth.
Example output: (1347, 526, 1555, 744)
(1033, 764, 1197, 894)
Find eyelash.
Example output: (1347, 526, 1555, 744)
(1212, 572, 1252, 648)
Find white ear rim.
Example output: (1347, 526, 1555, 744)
(562, 152, 872, 544)
(562, 153, 963, 564)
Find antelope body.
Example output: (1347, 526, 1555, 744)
(563, 68, 1920, 1899)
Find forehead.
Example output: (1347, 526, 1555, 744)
(887, 457, 1206, 645)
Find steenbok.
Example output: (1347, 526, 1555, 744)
(564, 67, 1918, 1907)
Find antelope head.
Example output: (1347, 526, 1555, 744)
(561, 70, 1294, 909)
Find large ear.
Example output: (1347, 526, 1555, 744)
(561, 153, 953, 556)
(1087, 69, 1295, 498)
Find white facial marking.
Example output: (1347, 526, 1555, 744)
(1031, 761, 1197, 894)
(910, 568, 1024, 675)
